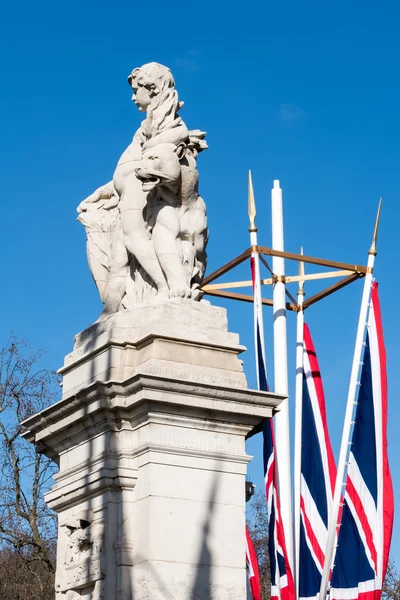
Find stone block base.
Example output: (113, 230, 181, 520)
(22, 303, 284, 599)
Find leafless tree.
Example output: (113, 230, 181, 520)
(383, 560, 400, 600)
(0, 335, 59, 600)
(247, 490, 400, 600)
(247, 490, 271, 600)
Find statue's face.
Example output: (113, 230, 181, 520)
(131, 82, 152, 112)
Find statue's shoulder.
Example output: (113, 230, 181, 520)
(117, 139, 142, 165)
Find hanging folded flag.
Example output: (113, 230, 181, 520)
(264, 421, 295, 600)
(250, 255, 268, 391)
(250, 255, 295, 600)
(246, 526, 262, 600)
(330, 282, 394, 600)
(299, 324, 336, 600)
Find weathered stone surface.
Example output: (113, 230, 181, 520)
(60, 301, 247, 398)
(22, 304, 284, 600)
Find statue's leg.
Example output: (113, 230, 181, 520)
(152, 205, 191, 298)
(100, 231, 130, 318)
(120, 206, 169, 295)
(85, 231, 110, 304)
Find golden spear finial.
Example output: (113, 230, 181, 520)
(369, 197, 382, 256)
(248, 170, 257, 232)
(298, 246, 305, 297)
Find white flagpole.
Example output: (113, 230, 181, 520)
(294, 249, 305, 599)
(271, 180, 293, 571)
(319, 199, 382, 600)
(248, 171, 267, 383)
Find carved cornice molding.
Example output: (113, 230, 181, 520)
(22, 373, 284, 449)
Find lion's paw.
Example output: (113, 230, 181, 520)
(169, 286, 191, 299)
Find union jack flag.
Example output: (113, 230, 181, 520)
(250, 255, 295, 600)
(264, 420, 296, 600)
(246, 526, 262, 600)
(330, 282, 394, 600)
(299, 323, 336, 600)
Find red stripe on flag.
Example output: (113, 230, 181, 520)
(331, 589, 383, 600)
(300, 495, 325, 569)
(246, 527, 262, 600)
(265, 461, 274, 498)
(250, 256, 256, 288)
(371, 282, 394, 580)
(346, 476, 378, 573)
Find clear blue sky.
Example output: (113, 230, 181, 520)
(1, 0, 399, 563)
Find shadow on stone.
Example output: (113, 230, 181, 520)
(190, 465, 219, 600)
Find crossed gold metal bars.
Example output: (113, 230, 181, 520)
(200, 174, 381, 311)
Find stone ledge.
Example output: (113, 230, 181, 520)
(59, 304, 250, 399)
(70, 300, 236, 358)
(22, 372, 284, 446)
(45, 464, 138, 510)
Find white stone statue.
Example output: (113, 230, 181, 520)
(77, 63, 208, 318)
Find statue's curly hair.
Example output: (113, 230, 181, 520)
(128, 62, 184, 140)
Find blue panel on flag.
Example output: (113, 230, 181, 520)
(302, 375, 328, 526)
(331, 500, 375, 588)
(299, 519, 321, 598)
(257, 327, 268, 392)
(268, 490, 277, 579)
(263, 421, 272, 472)
(277, 547, 287, 580)
(352, 333, 377, 505)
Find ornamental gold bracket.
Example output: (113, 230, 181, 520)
(201, 246, 368, 312)
(200, 184, 380, 312)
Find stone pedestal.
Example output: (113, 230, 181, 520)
(22, 301, 284, 600)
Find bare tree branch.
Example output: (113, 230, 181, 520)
(247, 491, 271, 600)
(0, 335, 59, 599)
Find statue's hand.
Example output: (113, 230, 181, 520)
(77, 199, 90, 213)
(77, 182, 115, 213)
(142, 123, 189, 150)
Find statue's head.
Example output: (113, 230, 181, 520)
(128, 62, 175, 113)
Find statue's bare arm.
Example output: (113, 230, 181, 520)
(77, 181, 117, 213)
